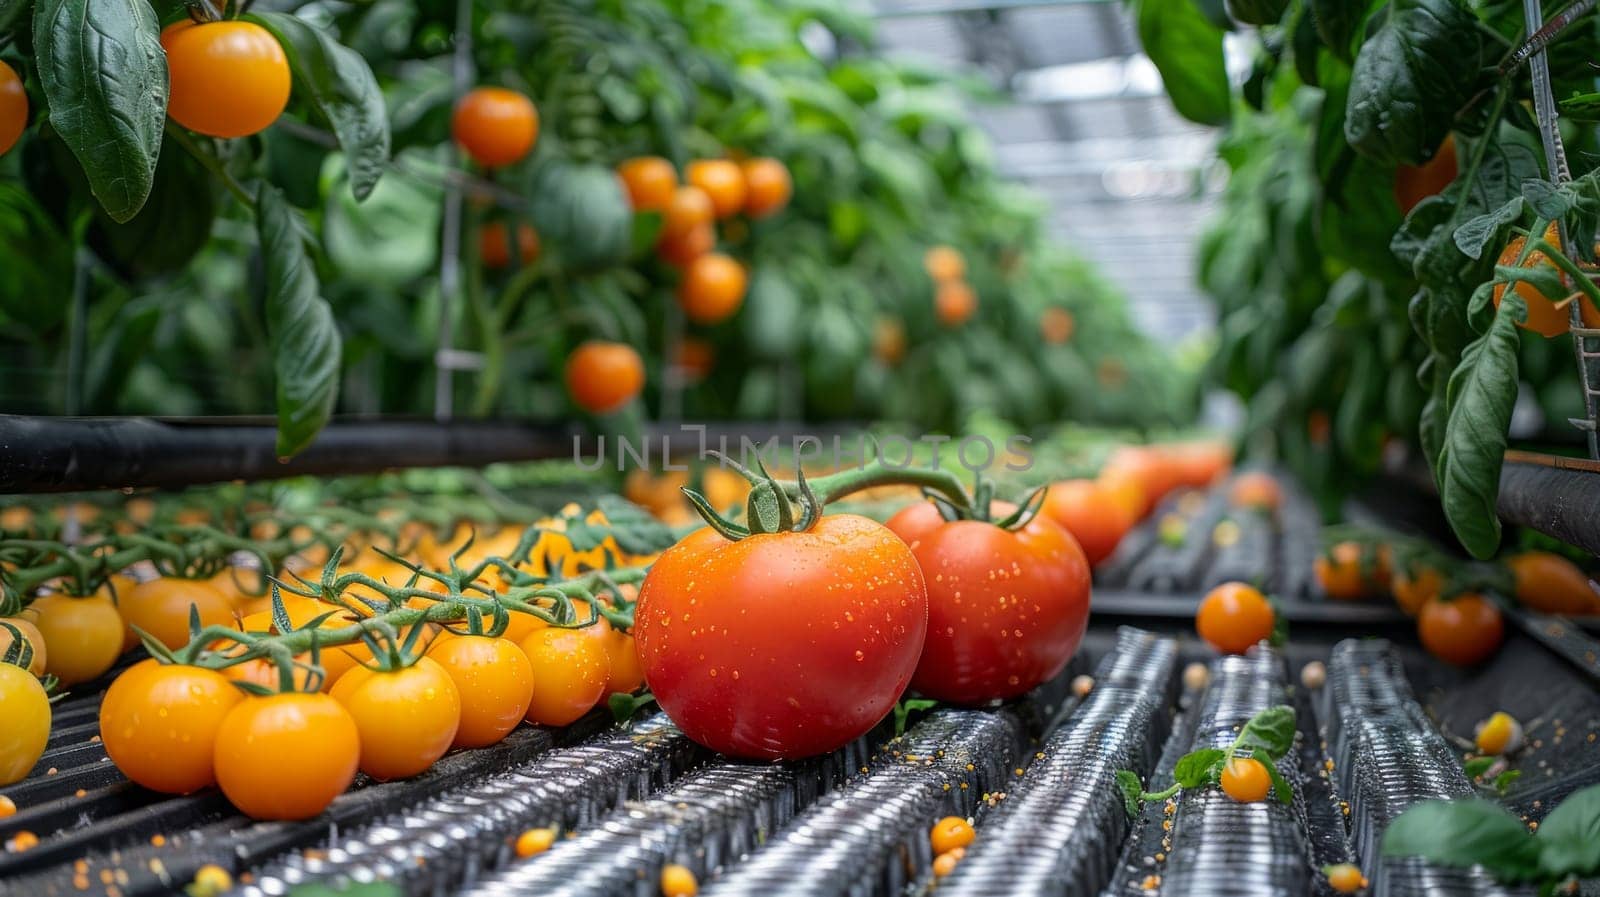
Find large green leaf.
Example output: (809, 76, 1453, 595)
(1437, 295, 1523, 558)
(0, 0, 29, 32)
(88, 135, 216, 280)
(257, 184, 342, 457)
(527, 162, 631, 271)
(249, 11, 390, 201)
(1310, 0, 1380, 61)
(1536, 783, 1600, 878)
(1382, 798, 1543, 882)
(33, 0, 166, 222)
(742, 267, 803, 361)
(321, 151, 439, 287)
(1134, 0, 1231, 126)
(1345, 0, 1482, 166)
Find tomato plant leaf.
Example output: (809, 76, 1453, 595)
(1132, 0, 1230, 127)
(1534, 783, 1600, 878)
(1455, 197, 1526, 260)
(257, 184, 342, 458)
(33, 0, 166, 223)
(0, 0, 29, 32)
(1263, 758, 1294, 805)
(88, 134, 216, 280)
(248, 11, 390, 201)
(1437, 295, 1523, 558)
(1174, 748, 1226, 788)
(1224, 0, 1288, 26)
(1233, 705, 1297, 760)
(1382, 798, 1543, 881)
(594, 494, 678, 556)
(1462, 755, 1496, 779)
(1345, 0, 1483, 166)
(1116, 769, 1144, 817)
(1310, 0, 1381, 61)
(527, 161, 633, 271)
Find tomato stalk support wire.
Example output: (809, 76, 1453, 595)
(1521, 0, 1600, 460)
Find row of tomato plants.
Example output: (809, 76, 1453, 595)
(1131, 0, 1600, 556)
(0, 0, 1190, 443)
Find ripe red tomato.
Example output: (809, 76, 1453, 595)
(885, 502, 1089, 704)
(101, 659, 242, 794)
(452, 86, 539, 168)
(1040, 479, 1135, 566)
(161, 21, 290, 139)
(213, 692, 359, 820)
(564, 341, 645, 414)
(426, 634, 534, 748)
(1417, 594, 1503, 666)
(636, 514, 928, 760)
(0, 60, 27, 156)
(330, 657, 461, 780)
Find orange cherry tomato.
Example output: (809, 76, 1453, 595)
(935, 281, 976, 326)
(1040, 307, 1074, 345)
(330, 657, 461, 780)
(677, 253, 747, 324)
(618, 156, 678, 212)
(930, 816, 975, 854)
(674, 338, 716, 383)
(1220, 756, 1272, 802)
(1195, 582, 1275, 655)
(0, 618, 47, 677)
(1417, 594, 1503, 666)
(657, 221, 716, 268)
(480, 221, 539, 269)
(1325, 863, 1368, 893)
(213, 692, 360, 820)
(1040, 479, 1136, 566)
(873, 318, 907, 366)
(740, 157, 791, 218)
(1314, 542, 1389, 600)
(660, 864, 699, 897)
(1228, 472, 1282, 512)
(30, 593, 124, 685)
(605, 630, 646, 694)
(1506, 551, 1600, 615)
(426, 634, 534, 749)
(923, 246, 965, 282)
(661, 185, 714, 239)
(0, 661, 49, 786)
(519, 627, 609, 727)
(0, 60, 27, 156)
(1096, 468, 1149, 522)
(121, 578, 234, 651)
(1394, 134, 1457, 216)
(1390, 564, 1444, 617)
(233, 600, 366, 688)
(686, 159, 747, 219)
(100, 660, 242, 794)
(564, 340, 645, 414)
(161, 21, 291, 139)
(1491, 222, 1600, 336)
(452, 86, 539, 168)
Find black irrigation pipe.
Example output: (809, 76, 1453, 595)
(1497, 451, 1600, 558)
(0, 415, 866, 494)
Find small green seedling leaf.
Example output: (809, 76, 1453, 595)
(1535, 783, 1600, 879)
(893, 698, 938, 736)
(1234, 705, 1297, 761)
(1463, 756, 1496, 779)
(1174, 748, 1226, 789)
(1116, 769, 1145, 818)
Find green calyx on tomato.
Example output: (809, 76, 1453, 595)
(0, 619, 37, 672)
